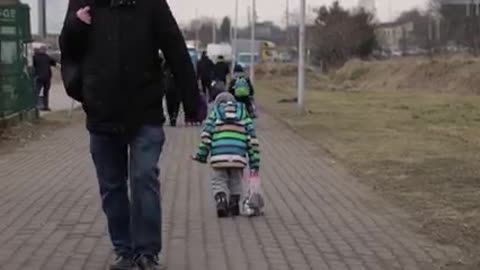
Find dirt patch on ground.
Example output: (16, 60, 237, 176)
(257, 55, 480, 94)
(0, 110, 84, 156)
(256, 61, 480, 268)
(330, 55, 480, 93)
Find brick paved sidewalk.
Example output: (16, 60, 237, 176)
(0, 113, 463, 270)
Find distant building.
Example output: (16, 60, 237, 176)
(255, 22, 274, 40)
(441, 0, 476, 5)
(375, 21, 414, 52)
(358, 0, 376, 15)
(238, 21, 286, 45)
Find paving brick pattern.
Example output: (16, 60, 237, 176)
(0, 113, 462, 270)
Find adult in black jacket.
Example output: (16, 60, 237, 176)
(33, 46, 56, 111)
(59, 0, 198, 269)
(196, 51, 214, 96)
(212, 55, 230, 83)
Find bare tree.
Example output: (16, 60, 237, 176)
(396, 9, 430, 50)
(219, 17, 231, 42)
(184, 17, 218, 47)
(311, 1, 376, 69)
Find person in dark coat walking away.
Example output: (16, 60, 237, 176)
(60, 0, 199, 269)
(33, 45, 56, 111)
(196, 51, 214, 96)
(212, 55, 230, 83)
(209, 55, 230, 102)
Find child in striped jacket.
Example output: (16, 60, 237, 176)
(193, 92, 260, 217)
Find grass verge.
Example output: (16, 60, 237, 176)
(0, 109, 84, 156)
(257, 76, 480, 269)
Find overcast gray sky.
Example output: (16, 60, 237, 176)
(22, 0, 427, 34)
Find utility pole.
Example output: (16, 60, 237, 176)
(428, 15, 433, 41)
(436, 16, 441, 42)
(231, 0, 239, 75)
(466, 0, 479, 54)
(388, 0, 392, 21)
(286, 0, 290, 46)
(250, 0, 257, 83)
(195, 9, 200, 51)
(38, 0, 47, 39)
(297, 0, 306, 113)
(476, 0, 480, 54)
(212, 20, 217, 44)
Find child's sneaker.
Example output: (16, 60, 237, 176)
(214, 192, 228, 218)
(229, 194, 241, 216)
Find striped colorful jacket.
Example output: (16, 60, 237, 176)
(195, 101, 260, 171)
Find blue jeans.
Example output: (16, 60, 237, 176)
(90, 126, 165, 257)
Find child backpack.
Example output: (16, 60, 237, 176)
(233, 77, 251, 98)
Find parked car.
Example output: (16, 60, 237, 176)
(237, 52, 260, 70)
(275, 51, 293, 62)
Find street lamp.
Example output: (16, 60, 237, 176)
(250, 0, 256, 83)
(297, 0, 306, 112)
(38, 0, 47, 38)
(231, 0, 239, 75)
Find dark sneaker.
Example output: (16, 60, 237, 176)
(229, 194, 240, 216)
(169, 119, 177, 127)
(135, 255, 161, 270)
(215, 192, 228, 218)
(110, 256, 135, 270)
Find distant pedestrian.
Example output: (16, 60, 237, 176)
(197, 51, 214, 96)
(212, 55, 230, 83)
(60, 0, 199, 269)
(229, 66, 256, 118)
(33, 45, 56, 111)
(193, 92, 260, 218)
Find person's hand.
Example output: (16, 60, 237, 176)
(76, 6, 92, 25)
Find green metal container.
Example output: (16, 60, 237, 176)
(0, 3, 34, 118)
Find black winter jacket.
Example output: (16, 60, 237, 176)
(212, 61, 230, 83)
(228, 76, 255, 103)
(196, 56, 214, 80)
(33, 52, 56, 81)
(60, 0, 198, 134)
